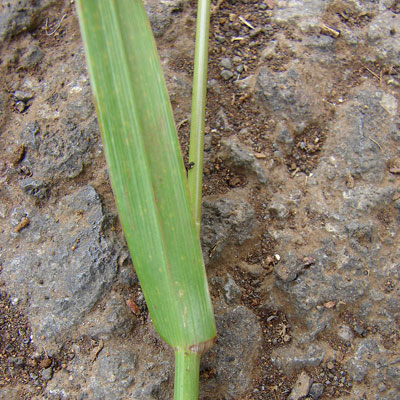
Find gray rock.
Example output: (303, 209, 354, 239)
(20, 116, 99, 182)
(221, 69, 234, 80)
(255, 67, 321, 124)
(220, 137, 268, 183)
(130, 358, 171, 400)
(289, 371, 311, 400)
(303, 308, 333, 339)
(7, 356, 24, 367)
(202, 305, 263, 398)
(41, 367, 53, 381)
(303, 34, 335, 51)
(274, 252, 304, 282)
(324, 85, 397, 184)
(309, 382, 324, 399)
(44, 338, 171, 400)
(347, 357, 369, 382)
(342, 185, 395, 216)
(0, 90, 7, 126)
(19, 178, 48, 199)
(84, 292, 136, 340)
(20, 45, 44, 69)
(15, 100, 26, 113)
(275, 122, 295, 154)
(13, 90, 34, 102)
(2, 186, 118, 345)
(386, 365, 400, 389)
(346, 339, 384, 383)
(367, 11, 400, 66)
(201, 196, 256, 265)
(271, 343, 325, 372)
(220, 58, 232, 69)
(337, 324, 354, 342)
(268, 199, 289, 221)
(275, 242, 369, 316)
(236, 64, 244, 73)
(90, 344, 137, 399)
(271, 0, 329, 30)
(345, 220, 374, 255)
(65, 89, 95, 122)
(223, 274, 242, 304)
(0, 0, 56, 40)
(143, 0, 182, 38)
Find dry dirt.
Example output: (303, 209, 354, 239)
(1, 0, 400, 399)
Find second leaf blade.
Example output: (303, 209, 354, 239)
(76, 0, 216, 350)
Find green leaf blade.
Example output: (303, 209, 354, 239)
(76, 0, 215, 350)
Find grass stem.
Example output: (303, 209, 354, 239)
(174, 348, 201, 400)
(188, 0, 211, 235)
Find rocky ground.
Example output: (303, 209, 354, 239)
(0, 0, 399, 399)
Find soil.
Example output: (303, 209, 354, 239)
(1, 0, 400, 399)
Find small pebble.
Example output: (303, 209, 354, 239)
(13, 90, 34, 102)
(41, 367, 53, 381)
(289, 371, 311, 400)
(309, 382, 324, 399)
(221, 70, 234, 80)
(249, 27, 262, 38)
(232, 55, 242, 64)
(15, 101, 26, 113)
(220, 57, 232, 69)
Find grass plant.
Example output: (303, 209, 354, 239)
(76, 0, 215, 399)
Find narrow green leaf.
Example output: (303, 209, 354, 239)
(76, 0, 215, 350)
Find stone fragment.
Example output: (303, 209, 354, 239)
(337, 324, 354, 342)
(275, 122, 294, 154)
(271, 0, 329, 30)
(274, 252, 304, 282)
(323, 84, 397, 184)
(202, 305, 263, 398)
(255, 66, 322, 124)
(13, 90, 34, 102)
(20, 45, 44, 68)
(223, 274, 242, 304)
(201, 196, 256, 265)
(274, 240, 369, 317)
(143, 0, 181, 37)
(271, 343, 325, 372)
(220, 58, 232, 69)
(289, 371, 311, 400)
(366, 11, 400, 66)
(221, 69, 234, 80)
(0, 0, 56, 40)
(249, 27, 262, 38)
(20, 178, 48, 199)
(346, 339, 384, 383)
(19, 116, 99, 181)
(309, 382, 324, 399)
(2, 186, 118, 345)
(84, 292, 135, 340)
(268, 199, 289, 220)
(90, 345, 137, 399)
(238, 262, 264, 277)
(220, 137, 268, 183)
(41, 367, 53, 381)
